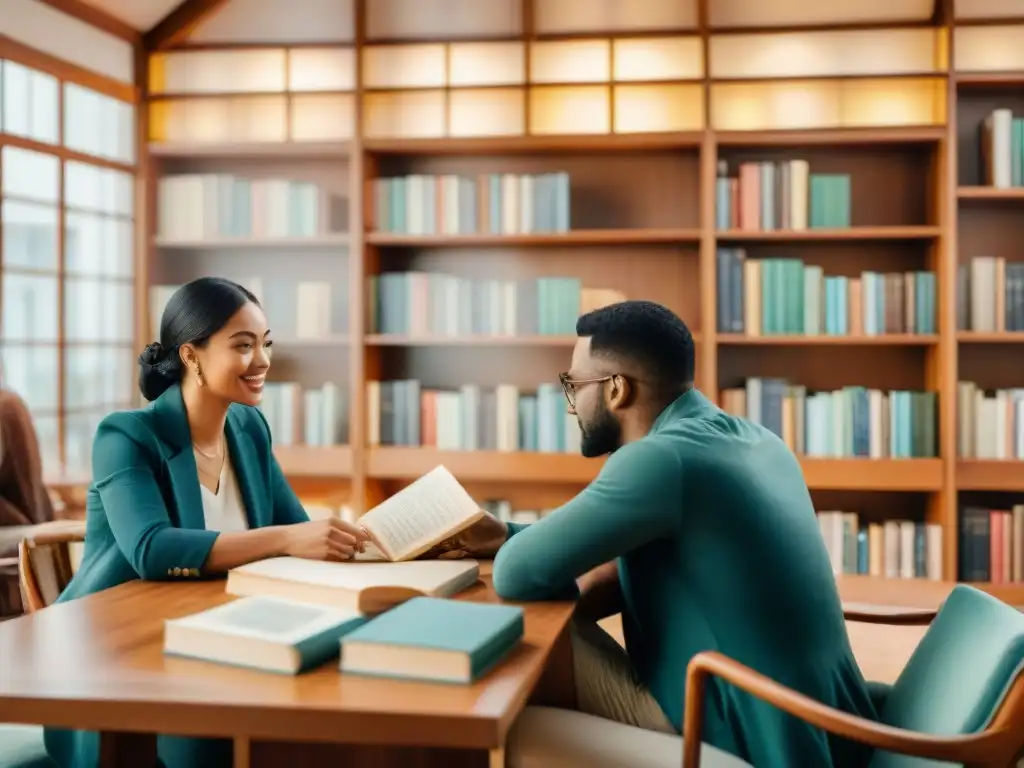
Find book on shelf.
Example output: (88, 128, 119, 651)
(818, 511, 942, 581)
(261, 381, 348, 447)
(367, 379, 581, 454)
(163, 595, 367, 674)
(151, 279, 338, 343)
(369, 273, 624, 338)
(157, 174, 346, 241)
(720, 379, 937, 459)
(960, 506, 1024, 584)
(716, 249, 937, 336)
(716, 160, 850, 231)
(340, 596, 524, 684)
(957, 256, 1024, 333)
(372, 172, 570, 235)
(481, 499, 546, 526)
(956, 382, 1024, 459)
(980, 108, 1024, 190)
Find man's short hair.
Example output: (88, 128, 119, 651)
(575, 300, 695, 398)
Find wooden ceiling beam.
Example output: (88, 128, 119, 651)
(35, 0, 141, 44)
(144, 0, 229, 51)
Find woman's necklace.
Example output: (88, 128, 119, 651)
(193, 437, 225, 484)
(193, 438, 222, 460)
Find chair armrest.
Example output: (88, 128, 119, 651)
(681, 650, 1009, 768)
(842, 602, 938, 625)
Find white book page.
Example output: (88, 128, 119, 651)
(234, 556, 479, 593)
(359, 465, 483, 561)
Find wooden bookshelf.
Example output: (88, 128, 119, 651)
(134, 0, 1024, 597)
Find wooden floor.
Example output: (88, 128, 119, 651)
(598, 614, 925, 686)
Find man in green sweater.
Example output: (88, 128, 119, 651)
(453, 300, 878, 766)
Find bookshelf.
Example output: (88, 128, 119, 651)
(137, 0, 1024, 599)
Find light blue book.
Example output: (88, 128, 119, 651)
(340, 597, 524, 684)
(164, 595, 367, 674)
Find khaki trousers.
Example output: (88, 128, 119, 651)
(568, 616, 676, 733)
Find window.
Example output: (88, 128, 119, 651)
(0, 59, 137, 479)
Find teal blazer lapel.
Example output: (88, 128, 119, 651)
(151, 384, 206, 531)
(225, 407, 269, 529)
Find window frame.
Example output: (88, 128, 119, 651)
(0, 33, 142, 482)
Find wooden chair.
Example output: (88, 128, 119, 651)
(0, 522, 82, 767)
(684, 584, 1024, 767)
(17, 522, 85, 613)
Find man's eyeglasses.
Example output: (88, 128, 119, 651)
(558, 372, 613, 408)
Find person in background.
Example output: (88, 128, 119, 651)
(45, 276, 369, 768)
(442, 300, 878, 767)
(0, 386, 57, 619)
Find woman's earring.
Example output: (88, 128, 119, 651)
(194, 364, 204, 388)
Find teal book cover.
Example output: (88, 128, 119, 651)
(340, 597, 524, 683)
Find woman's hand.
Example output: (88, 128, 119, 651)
(422, 510, 509, 560)
(281, 518, 370, 561)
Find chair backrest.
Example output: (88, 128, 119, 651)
(868, 584, 1024, 768)
(18, 525, 85, 612)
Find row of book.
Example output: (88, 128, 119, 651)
(371, 172, 571, 236)
(715, 160, 851, 231)
(366, 379, 580, 454)
(960, 504, 1024, 583)
(157, 174, 341, 242)
(716, 249, 937, 336)
(956, 381, 1024, 460)
(979, 108, 1024, 189)
(151, 279, 337, 340)
(719, 380, 937, 458)
(260, 382, 349, 446)
(818, 510, 942, 581)
(368, 272, 623, 337)
(957, 256, 1024, 333)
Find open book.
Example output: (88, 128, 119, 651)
(359, 464, 484, 562)
(226, 557, 480, 614)
(225, 465, 484, 613)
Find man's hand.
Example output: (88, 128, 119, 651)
(421, 509, 509, 559)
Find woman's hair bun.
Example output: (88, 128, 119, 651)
(137, 341, 180, 401)
(139, 341, 167, 366)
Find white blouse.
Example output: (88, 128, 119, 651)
(200, 455, 250, 532)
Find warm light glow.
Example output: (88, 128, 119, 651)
(530, 40, 610, 84)
(362, 44, 446, 89)
(149, 50, 287, 94)
(364, 90, 445, 138)
(291, 94, 355, 141)
(530, 86, 610, 134)
(710, 29, 943, 79)
(711, 78, 944, 131)
(149, 97, 288, 143)
(366, 0, 520, 41)
(955, 0, 1024, 20)
(613, 37, 703, 81)
(534, 0, 698, 35)
(288, 48, 355, 91)
(614, 84, 703, 132)
(955, 25, 1024, 72)
(708, 0, 934, 28)
(449, 89, 525, 136)
(448, 42, 525, 87)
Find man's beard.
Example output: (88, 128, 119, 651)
(579, 404, 622, 458)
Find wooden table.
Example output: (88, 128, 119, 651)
(0, 574, 576, 768)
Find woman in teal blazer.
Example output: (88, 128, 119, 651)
(45, 277, 369, 768)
